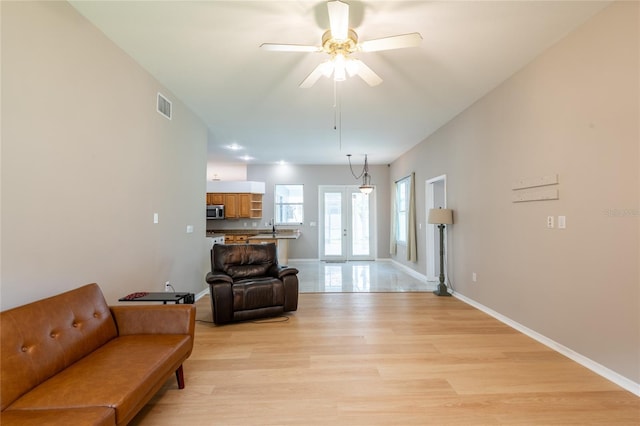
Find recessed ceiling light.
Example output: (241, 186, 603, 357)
(240, 155, 253, 161)
(226, 143, 243, 151)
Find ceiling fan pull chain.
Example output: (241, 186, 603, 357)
(333, 80, 342, 151)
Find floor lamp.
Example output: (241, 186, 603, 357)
(428, 208, 453, 296)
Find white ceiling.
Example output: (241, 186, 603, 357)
(69, 1, 609, 165)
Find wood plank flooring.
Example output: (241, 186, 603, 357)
(130, 293, 639, 425)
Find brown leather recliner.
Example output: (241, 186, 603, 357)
(205, 243, 299, 325)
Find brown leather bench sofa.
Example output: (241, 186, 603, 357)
(0, 283, 195, 425)
(205, 243, 299, 325)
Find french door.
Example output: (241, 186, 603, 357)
(319, 185, 375, 261)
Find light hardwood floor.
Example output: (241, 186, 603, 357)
(131, 293, 639, 425)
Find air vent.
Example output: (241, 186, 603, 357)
(157, 93, 172, 120)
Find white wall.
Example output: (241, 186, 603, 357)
(206, 162, 247, 181)
(1, 1, 209, 308)
(391, 2, 639, 384)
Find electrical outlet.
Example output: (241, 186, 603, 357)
(547, 216, 554, 228)
(165, 281, 171, 292)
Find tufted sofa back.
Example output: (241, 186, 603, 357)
(213, 243, 278, 280)
(0, 283, 117, 410)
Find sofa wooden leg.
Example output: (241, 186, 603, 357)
(175, 365, 185, 389)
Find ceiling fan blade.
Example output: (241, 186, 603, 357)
(299, 61, 333, 88)
(260, 43, 321, 53)
(327, 0, 349, 40)
(359, 32, 423, 52)
(346, 59, 382, 87)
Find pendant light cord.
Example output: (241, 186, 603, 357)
(348, 154, 366, 180)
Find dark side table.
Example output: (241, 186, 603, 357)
(119, 292, 194, 304)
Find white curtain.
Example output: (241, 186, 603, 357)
(407, 172, 417, 262)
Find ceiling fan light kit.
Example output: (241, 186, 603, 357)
(261, 0, 421, 88)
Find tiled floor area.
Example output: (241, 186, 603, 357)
(288, 260, 436, 293)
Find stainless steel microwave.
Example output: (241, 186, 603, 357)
(206, 204, 224, 220)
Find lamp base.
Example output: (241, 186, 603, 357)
(433, 283, 451, 297)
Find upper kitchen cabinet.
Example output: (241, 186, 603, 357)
(238, 194, 251, 218)
(206, 193, 223, 205)
(249, 194, 262, 219)
(224, 193, 238, 218)
(210, 192, 262, 219)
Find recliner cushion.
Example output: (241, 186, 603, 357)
(233, 278, 284, 310)
(213, 244, 277, 280)
(226, 264, 271, 280)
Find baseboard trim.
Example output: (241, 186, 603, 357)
(453, 291, 640, 397)
(387, 259, 425, 281)
(195, 288, 208, 301)
(386, 259, 438, 291)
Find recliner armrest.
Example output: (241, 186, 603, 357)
(277, 266, 299, 279)
(205, 272, 233, 284)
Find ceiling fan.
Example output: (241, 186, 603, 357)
(260, 0, 422, 88)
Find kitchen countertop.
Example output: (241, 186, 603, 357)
(207, 229, 300, 238)
(248, 233, 300, 240)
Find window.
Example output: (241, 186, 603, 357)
(275, 184, 304, 225)
(396, 177, 410, 244)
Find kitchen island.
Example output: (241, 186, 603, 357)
(247, 232, 300, 265)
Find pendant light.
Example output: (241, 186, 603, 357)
(347, 154, 374, 195)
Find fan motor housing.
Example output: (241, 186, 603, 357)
(322, 29, 358, 55)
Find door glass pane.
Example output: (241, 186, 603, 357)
(324, 192, 342, 256)
(351, 192, 370, 256)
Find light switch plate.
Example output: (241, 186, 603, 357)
(558, 216, 566, 229)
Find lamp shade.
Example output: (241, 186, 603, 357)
(428, 208, 453, 225)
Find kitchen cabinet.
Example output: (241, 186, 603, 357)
(249, 194, 263, 219)
(224, 234, 248, 244)
(211, 193, 262, 219)
(206, 193, 224, 205)
(224, 194, 238, 218)
(238, 194, 251, 218)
